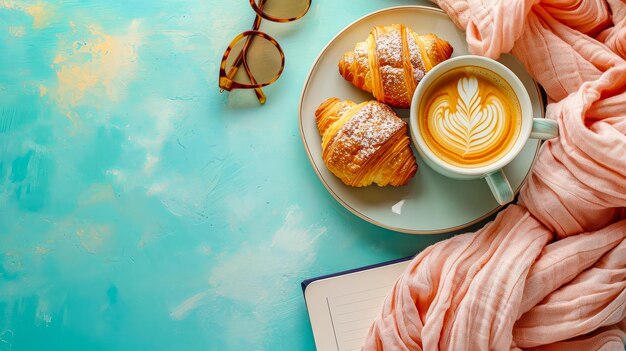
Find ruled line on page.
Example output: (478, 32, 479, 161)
(338, 316, 381, 325)
(332, 284, 394, 298)
(334, 305, 380, 316)
(333, 293, 388, 307)
(340, 326, 371, 334)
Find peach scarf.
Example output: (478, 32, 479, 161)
(363, 0, 626, 349)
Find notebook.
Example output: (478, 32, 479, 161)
(302, 256, 413, 351)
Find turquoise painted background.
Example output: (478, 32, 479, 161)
(0, 0, 468, 349)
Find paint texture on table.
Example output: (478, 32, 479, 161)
(0, 1, 454, 349)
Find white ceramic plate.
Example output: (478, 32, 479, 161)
(299, 6, 543, 234)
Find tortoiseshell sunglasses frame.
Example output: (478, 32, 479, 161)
(218, 0, 312, 104)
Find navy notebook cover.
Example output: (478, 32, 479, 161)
(301, 255, 413, 294)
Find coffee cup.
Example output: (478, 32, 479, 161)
(409, 55, 558, 205)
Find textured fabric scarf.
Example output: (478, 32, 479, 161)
(362, 0, 626, 349)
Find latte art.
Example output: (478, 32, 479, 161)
(419, 67, 521, 168)
(431, 76, 507, 157)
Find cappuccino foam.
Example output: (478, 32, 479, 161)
(418, 66, 522, 168)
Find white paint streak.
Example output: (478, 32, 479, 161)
(209, 205, 326, 304)
(153, 163, 222, 223)
(135, 99, 181, 175)
(105, 169, 123, 177)
(271, 207, 327, 252)
(146, 182, 166, 196)
(0, 329, 13, 350)
(143, 154, 160, 174)
(224, 194, 256, 223)
(169, 292, 208, 321)
(8, 26, 25, 37)
(35, 299, 52, 326)
(203, 205, 326, 345)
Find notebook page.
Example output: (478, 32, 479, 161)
(326, 285, 393, 351)
(304, 260, 409, 351)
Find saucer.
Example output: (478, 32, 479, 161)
(298, 6, 543, 234)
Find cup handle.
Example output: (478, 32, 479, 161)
(530, 118, 559, 139)
(485, 169, 514, 205)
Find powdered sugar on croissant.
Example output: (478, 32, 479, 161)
(339, 24, 453, 108)
(315, 98, 417, 187)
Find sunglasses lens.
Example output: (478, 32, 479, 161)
(225, 33, 283, 86)
(255, 0, 310, 21)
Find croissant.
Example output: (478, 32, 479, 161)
(315, 97, 417, 187)
(339, 24, 453, 108)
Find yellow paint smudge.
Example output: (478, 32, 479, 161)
(25, 3, 52, 29)
(35, 246, 49, 254)
(56, 65, 99, 104)
(52, 54, 65, 65)
(50, 19, 143, 125)
(38, 84, 48, 96)
(1, 1, 54, 29)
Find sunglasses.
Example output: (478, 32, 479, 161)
(218, 0, 312, 104)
